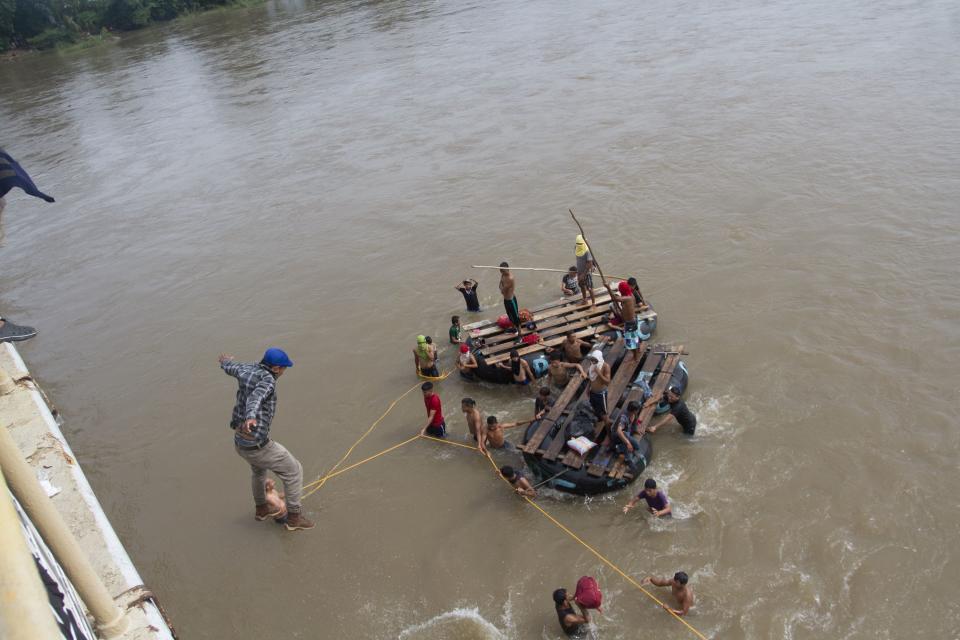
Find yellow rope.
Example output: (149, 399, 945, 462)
(303, 370, 451, 493)
(419, 434, 479, 450)
(302, 435, 421, 499)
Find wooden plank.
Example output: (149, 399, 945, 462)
(479, 304, 611, 351)
(521, 352, 595, 454)
(542, 340, 627, 461)
(584, 346, 649, 475)
(635, 349, 683, 430)
(484, 323, 615, 366)
(481, 309, 611, 358)
(463, 286, 613, 334)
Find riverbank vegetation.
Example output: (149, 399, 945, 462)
(1, 0, 253, 51)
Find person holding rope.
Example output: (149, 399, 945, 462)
(641, 572, 694, 617)
(219, 349, 315, 532)
(419, 381, 446, 438)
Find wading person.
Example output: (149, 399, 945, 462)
(461, 397, 482, 440)
(499, 262, 523, 337)
(455, 278, 481, 312)
(648, 387, 697, 436)
(457, 344, 478, 379)
(641, 571, 694, 616)
(497, 348, 534, 385)
(574, 235, 595, 306)
(500, 465, 537, 497)
(553, 588, 590, 637)
(477, 415, 528, 454)
(623, 477, 671, 517)
(547, 351, 586, 387)
(219, 349, 314, 532)
(419, 382, 446, 438)
(449, 315, 462, 344)
(413, 334, 439, 377)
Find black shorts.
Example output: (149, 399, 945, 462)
(504, 297, 521, 327)
(425, 421, 446, 438)
(420, 364, 440, 377)
(589, 390, 608, 418)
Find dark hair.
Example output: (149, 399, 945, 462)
(674, 571, 688, 585)
(463, 279, 472, 286)
(668, 386, 680, 397)
(425, 336, 433, 344)
(539, 387, 551, 397)
(509, 349, 519, 358)
(627, 277, 638, 287)
(487, 415, 498, 425)
(461, 397, 475, 407)
(550, 351, 562, 361)
(627, 401, 641, 413)
(566, 331, 575, 338)
(568, 266, 577, 272)
(499, 261, 509, 268)
(644, 478, 657, 489)
(452, 315, 460, 324)
(552, 588, 567, 605)
(500, 465, 515, 478)
(421, 382, 433, 391)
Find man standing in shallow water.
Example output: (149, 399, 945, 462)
(219, 348, 315, 532)
(641, 571, 694, 617)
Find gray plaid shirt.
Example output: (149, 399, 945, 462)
(221, 360, 278, 446)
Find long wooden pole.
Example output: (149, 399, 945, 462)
(471, 265, 634, 282)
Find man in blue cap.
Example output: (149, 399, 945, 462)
(219, 347, 314, 531)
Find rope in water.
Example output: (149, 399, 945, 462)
(302, 370, 451, 494)
(300, 379, 709, 639)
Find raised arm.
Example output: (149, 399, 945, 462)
(641, 576, 672, 587)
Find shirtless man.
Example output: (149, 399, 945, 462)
(460, 397, 483, 441)
(497, 349, 535, 385)
(547, 351, 586, 387)
(648, 387, 697, 435)
(586, 349, 612, 441)
(477, 415, 528, 454)
(641, 571, 694, 617)
(608, 280, 641, 361)
(499, 262, 523, 338)
(413, 335, 439, 377)
(561, 332, 592, 363)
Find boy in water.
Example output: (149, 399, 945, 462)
(461, 397, 482, 440)
(534, 386, 554, 420)
(419, 382, 446, 438)
(264, 478, 287, 523)
(561, 332, 593, 363)
(623, 478, 672, 517)
(413, 335, 439, 377)
(500, 465, 537, 497)
(553, 588, 590, 637)
(641, 571, 694, 616)
(455, 278, 481, 312)
(449, 315, 462, 344)
(478, 415, 529, 454)
(496, 348, 534, 385)
(547, 351, 586, 387)
(457, 344, 478, 379)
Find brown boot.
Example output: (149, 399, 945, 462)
(255, 503, 282, 521)
(284, 510, 315, 532)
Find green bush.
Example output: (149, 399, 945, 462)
(27, 25, 76, 48)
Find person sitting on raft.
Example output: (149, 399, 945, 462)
(497, 348, 534, 385)
(561, 332, 593, 363)
(648, 387, 697, 436)
(457, 344, 478, 379)
(500, 465, 537, 497)
(553, 588, 590, 637)
(547, 351, 586, 387)
(449, 315, 462, 344)
(623, 478, 672, 517)
(586, 349, 612, 441)
(461, 397, 482, 441)
(477, 415, 529, 454)
(413, 335, 439, 377)
(561, 266, 581, 297)
(611, 400, 643, 457)
(455, 278, 481, 312)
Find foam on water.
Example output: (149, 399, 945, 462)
(398, 607, 506, 640)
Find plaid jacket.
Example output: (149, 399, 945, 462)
(221, 360, 278, 446)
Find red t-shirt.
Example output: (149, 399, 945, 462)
(424, 394, 444, 426)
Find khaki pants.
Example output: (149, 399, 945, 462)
(235, 440, 303, 512)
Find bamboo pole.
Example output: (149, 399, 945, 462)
(0, 467, 64, 640)
(0, 423, 129, 637)
(471, 265, 635, 282)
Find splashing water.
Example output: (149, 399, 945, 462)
(398, 608, 507, 640)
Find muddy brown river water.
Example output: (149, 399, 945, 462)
(2, 0, 959, 637)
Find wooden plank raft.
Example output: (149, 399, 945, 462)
(523, 343, 686, 480)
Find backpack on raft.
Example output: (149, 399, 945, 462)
(518, 308, 533, 323)
(520, 332, 541, 345)
(496, 315, 513, 329)
(574, 576, 603, 612)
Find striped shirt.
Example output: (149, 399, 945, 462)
(221, 360, 278, 446)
